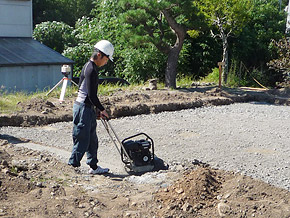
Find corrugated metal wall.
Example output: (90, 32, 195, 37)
(0, 0, 32, 37)
(0, 65, 65, 92)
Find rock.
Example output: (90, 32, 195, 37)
(84, 212, 90, 217)
(11, 160, 28, 171)
(1, 160, 8, 167)
(45, 101, 55, 108)
(2, 168, 10, 174)
(36, 182, 44, 188)
(148, 79, 158, 90)
(18, 171, 28, 179)
(181, 202, 191, 212)
(217, 195, 223, 200)
(143, 87, 150, 91)
(0, 139, 8, 146)
(175, 188, 184, 194)
(163, 188, 169, 192)
(224, 193, 231, 199)
(217, 202, 231, 217)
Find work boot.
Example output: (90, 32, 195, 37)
(89, 166, 109, 175)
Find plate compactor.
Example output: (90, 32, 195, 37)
(101, 118, 155, 173)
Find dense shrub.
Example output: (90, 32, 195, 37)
(33, 21, 75, 53)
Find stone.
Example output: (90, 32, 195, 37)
(217, 202, 231, 217)
(217, 195, 223, 200)
(224, 193, 231, 199)
(11, 160, 28, 171)
(0, 140, 8, 146)
(175, 188, 184, 194)
(1, 160, 8, 167)
(181, 203, 191, 212)
(148, 79, 158, 90)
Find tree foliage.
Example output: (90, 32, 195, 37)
(231, 0, 286, 87)
(33, 0, 94, 26)
(233, 0, 286, 66)
(62, 0, 169, 82)
(32, 0, 288, 88)
(267, 37, 290, 86)
(195, 0, 251, 84)
(119, 0, 203, 88)
(33, 21, 75, 53)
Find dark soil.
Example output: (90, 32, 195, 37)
(1, 86, 289, 127)
(1, 139, 290, 218)
(0, 86, 290, 217)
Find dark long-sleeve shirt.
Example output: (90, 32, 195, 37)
(76, 60, 105, 111)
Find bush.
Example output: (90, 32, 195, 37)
(33, 21, 75, 53)
(63, 43, 92, 76)
(116, 47, 167, 83)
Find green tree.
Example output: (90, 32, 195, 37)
(196, 0, 251, 84)
(33, 21, 75, 53)
(119, 0, 203, 88)
(63, 0, 124, 77)
(178, 32, 221, 80)
(63, 0, 168, 82)
(233, 0, 286, 67)
(231, 0, 286, 87)
(267, 37, 290, 87)
(33, 0, 94, 26)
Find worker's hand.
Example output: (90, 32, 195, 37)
(100, 110, 109, 119)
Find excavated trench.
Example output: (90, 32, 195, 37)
(0, 87, 289, 127)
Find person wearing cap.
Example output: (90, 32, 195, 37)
(68, 40, 114, 174)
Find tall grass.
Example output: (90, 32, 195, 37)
(0, 75, 222, 114)
(176, 76, 194, 88)
(0, 86, 79, 114)
(0, 91, 42, 113)
(200, 68, 219, 84)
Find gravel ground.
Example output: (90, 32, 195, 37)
(1, 102, 290, 191)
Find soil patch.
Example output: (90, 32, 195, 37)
(1, 86, 289, 127)
(1, 139, 290, 218)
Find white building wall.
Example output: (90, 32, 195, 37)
(0, 0, 32, 37)
(0, 65, 64, 92)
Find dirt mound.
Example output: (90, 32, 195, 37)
(0, 139, 99, 217)
(155, 167, 221, 217)
(154, 167, 290, 218)
(2, 86, 289, 127)
(1, 138, 290, 218)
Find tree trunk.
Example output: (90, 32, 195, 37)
(162, 9, 186, 89)
(222, 35, 229, 84)
(165, 44, 183, 88)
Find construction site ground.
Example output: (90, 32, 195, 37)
(0, 86, 290, 218)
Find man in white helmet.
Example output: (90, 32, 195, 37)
(68, 40, 114, 174)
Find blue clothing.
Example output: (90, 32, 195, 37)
(68, 102, 98, 168)
(68, 60, 104, 170)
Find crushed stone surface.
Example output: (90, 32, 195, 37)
(1, 102, 290, 191)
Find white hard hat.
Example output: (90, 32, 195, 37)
(94, 40, 114, 62)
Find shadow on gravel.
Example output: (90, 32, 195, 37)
(103, 156, 170, 179)
(0, 134, 30, 145)
(249, 101, 274, 105)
